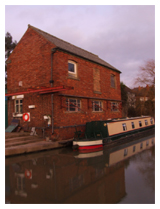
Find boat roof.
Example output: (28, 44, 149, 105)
(111, 116, 152, 122)
(90, 116, 153, 124)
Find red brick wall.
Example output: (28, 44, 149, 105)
(7, 26, 122, 140)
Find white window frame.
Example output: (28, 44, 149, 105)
(15, 99, 23, 114)
(92, 100, 103, 112)
(66, 98, 81, 112)
(111, 102, 118, 112)
(12, 95, 24, 117)
(68, 60, 77, 76)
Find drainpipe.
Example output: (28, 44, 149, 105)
(50, 48, 57, 135)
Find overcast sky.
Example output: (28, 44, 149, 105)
(5, 4, 155, 88)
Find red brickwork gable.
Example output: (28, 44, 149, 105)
(6, 25, 122, 140)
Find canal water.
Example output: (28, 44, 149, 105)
(5, 134, 155, 204)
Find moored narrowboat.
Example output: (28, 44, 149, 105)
(72, 116, 155, 151)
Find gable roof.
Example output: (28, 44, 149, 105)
(28, 24, 121, 73)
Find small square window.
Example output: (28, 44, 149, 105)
(68, 63, 75, 73)
(68, 60, 77, 76)
(66, 98, 80, 112)
(111, 102, 118, 112)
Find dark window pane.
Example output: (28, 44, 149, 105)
(94, 101, 100, 111)
(20, 105, 23, 113)
(16, 105, 19, 113)
(68, 63, 75, 73)
(139, 121, 142, 127)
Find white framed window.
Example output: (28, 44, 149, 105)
(122, 123, 127, 131)
(92, 101, 103, 112)
(15, 99, 23, 114)
(66, 98, 80, 112)
(111, 74, 116, 88)
(111, 102, 118, 112)
(68, 60, 77, 76)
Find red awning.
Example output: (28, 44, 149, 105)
(5, 86, 74, 97)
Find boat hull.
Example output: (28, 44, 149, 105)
(73, 139, 103, 150)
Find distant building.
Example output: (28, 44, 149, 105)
(132, 85, 155, 116)
(6, 24, 122, 140)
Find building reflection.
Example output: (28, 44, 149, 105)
(5, 135, 155, 204)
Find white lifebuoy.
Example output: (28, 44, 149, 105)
(23, 113, 30, 121)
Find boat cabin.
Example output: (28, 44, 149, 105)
(76, 116, 155, 140)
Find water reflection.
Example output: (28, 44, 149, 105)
(5, 135, 155, 204)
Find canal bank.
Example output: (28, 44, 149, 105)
(5, 132, 73, 157)
(5, 128, 155, 157)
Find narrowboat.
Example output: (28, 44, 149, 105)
(73, 116, 155, 151)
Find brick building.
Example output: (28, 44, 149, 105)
(6, 24, 122, 140)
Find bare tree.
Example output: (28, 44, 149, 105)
(134, 59, 155, 117)
(135, 59, 155, 87)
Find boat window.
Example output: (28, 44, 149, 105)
(122, 123, 127, 131)
(150, 118, 153, 124)
(139, 121, 142, 127)
(140, 143, 143, 149)
(145, 120, 148, 125)
(133, 146, 136, 152)
(124, 149, 128, 156)
(131, 122, 135, 129)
